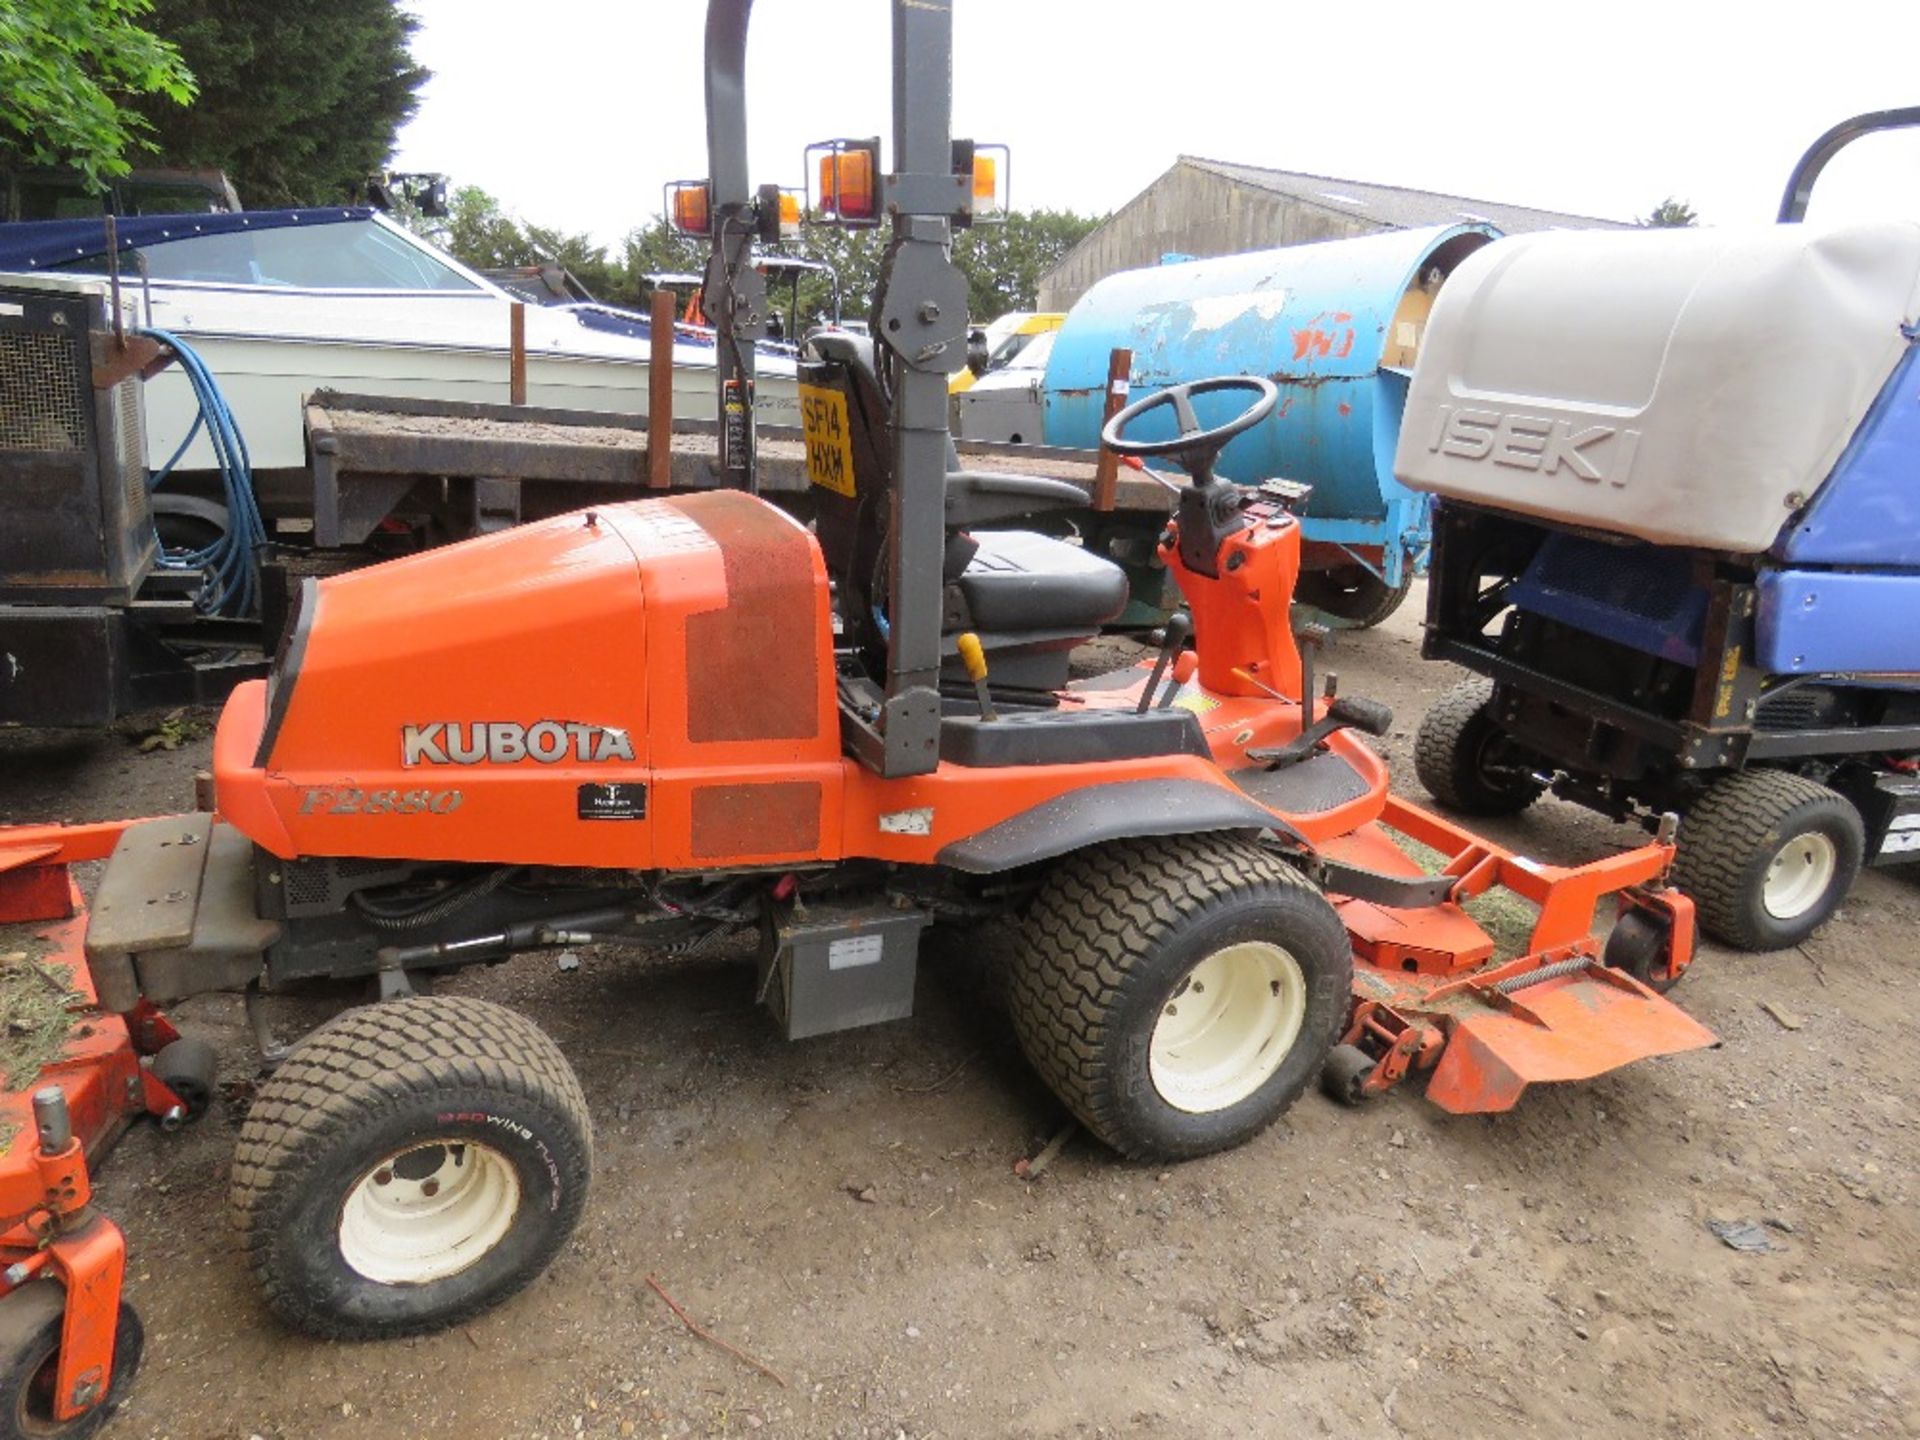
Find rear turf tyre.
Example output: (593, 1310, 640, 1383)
(1672, 770, 1863, 952)
(0, 1286, 143, 1439)
(1005, 835, 1352, 1161)
(230, 995, 592, 1341)
(1296, 564, 1413, 629)
(1414, 679, 1546, 817)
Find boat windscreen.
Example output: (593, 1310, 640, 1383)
(54, 218, 479, 292)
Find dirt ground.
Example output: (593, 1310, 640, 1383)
(3, 587, 1915, 1440)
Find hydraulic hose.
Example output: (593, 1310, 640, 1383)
(138, 327, 266, 617)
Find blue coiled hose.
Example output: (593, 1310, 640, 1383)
(139, 328, 266, 617)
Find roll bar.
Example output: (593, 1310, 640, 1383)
(1778, 106, 1920, 223)
(702, 0, 972, 778)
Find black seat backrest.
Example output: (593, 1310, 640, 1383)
(803, 330, 1092, 655)
(800, 333, 895, 660)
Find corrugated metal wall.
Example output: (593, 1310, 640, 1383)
(1037, 165, 1379, 310)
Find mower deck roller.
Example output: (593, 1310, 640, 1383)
(0, 0, 1713, 1372)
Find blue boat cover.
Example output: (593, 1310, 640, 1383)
(0, 208, 373, 272)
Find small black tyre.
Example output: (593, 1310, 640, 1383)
(1602, 909, 1681, 994)
(1672, 770, 1864, 952)
(1414, 679, 1546, 817)
(151, 1036, 218, 1121)
(1005, 834, 1353, 1161)
(1296, 564, 1413, 629)
(0, 1285, 143, 1440)
(1320, 1043, 1378, 1106)
(230, 995, 592, 1340)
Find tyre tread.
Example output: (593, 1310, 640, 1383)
(1004, 834, 1349, 1159)
(229, 995, 589, 1338)
(1414, 679, 1541, 816)
(1671, 768, 1861, 950)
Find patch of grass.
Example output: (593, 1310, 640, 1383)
(1, 943, 82, 1091)
(1393, 835, 1539, 960)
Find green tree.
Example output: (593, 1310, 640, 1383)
(952, 208, 1104, 317)
(619, 217, 711, 290)
(0, 0, 195, 190)
(1639, 196, 1699, 228)
(777, 223, 889, 324)
(132, 0, 427, 205)
(432, 185, 526, 268)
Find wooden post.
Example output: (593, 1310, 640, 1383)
(1091, 345, 1132, 513)
(509, 301, 527, 405)
(648, 289, 676, 489)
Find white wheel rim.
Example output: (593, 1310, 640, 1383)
(337, 1140, 521, 1286)
(1149, 941, 1307, 1114)
(1763, 832, 1837, 920)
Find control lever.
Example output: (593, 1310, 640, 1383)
(1296, 619, 1329, 718)
(1138, 611, 1191, 714)
(1246, 695, 1394, 769)
(1158, 651, 1199, 709)
(956, 633, 997, 722)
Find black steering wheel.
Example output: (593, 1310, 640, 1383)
(1100, 375, 1279, 474)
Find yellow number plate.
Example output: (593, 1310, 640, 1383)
(799, 384, 856, 497)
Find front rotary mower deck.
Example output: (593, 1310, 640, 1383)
(1320, 797, 1711, 1111)
(2, 825, 205, 1438)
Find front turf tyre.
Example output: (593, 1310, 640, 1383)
(1005, 835, 1353, 1161)
(1414, 679, 1546, 817)
(230, 995, 592, 1341)
(0, 1286, 143, 1439)
(1672, 770, 1864, 952)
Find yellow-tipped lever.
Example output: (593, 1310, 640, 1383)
(956, 632, 998, 722)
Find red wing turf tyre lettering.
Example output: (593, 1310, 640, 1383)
(1005, 835, 1353, 1161)
(1671, 769, 1864, 952)
(1414, 678, 1546, 817)
(229, 995, 592, 1340)
(0, 1285, 143, 1440)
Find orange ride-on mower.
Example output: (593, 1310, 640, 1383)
(0, 0, 1712, 1368)
(2, 827, 212, 1439)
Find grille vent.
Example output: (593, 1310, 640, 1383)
(0, 329, 86, 451)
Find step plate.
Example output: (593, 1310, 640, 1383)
(85, 814, 212, 957)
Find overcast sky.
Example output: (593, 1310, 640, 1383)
(391, 0, 1919, 248)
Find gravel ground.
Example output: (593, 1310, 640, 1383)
(1, 584, 1914, 1439)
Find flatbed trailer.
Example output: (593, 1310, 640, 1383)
(301, 388, 1174, 538)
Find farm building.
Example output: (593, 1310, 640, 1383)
(1036, 156, 1627, 309)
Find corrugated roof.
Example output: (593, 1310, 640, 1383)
(1181, 156, 1628, 233)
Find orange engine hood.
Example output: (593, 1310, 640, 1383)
(214, 491, 838, 866)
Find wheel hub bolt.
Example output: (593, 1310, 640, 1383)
(374, 1169, 393, 1186)
(421, 1179, 441, 1198)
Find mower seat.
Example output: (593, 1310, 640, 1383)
(803, 330, 1130, 693)
(957, 530, 1128, 632)
(948, 530, 1130, 693)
